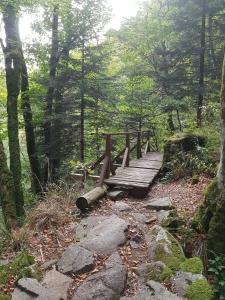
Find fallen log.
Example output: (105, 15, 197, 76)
(76, 185, 108, 210)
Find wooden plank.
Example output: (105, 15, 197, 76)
(104, 179, 149, 188)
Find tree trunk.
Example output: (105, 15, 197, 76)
(176, 109, 182, 131)
(208, 15, 218, 81)
(80, 37, 85, 162)
(43, 5, 59, 184)
(21, 56, 42, 194)
(2, 4, 25, 218)
(0, 139, 17, 230)
(167, 112, 175, 133)
(197, 0, 206, 127)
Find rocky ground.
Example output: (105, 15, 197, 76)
(2, 176, 212, 300)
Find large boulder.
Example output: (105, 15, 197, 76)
(145, 225, 185, 270)
(72, 252, 127, 300)
(121, 280, 180, 300)
(57, 244, 95, 275)
(79, 215, 129, 255)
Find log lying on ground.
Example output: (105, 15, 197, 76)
(76, 185, 108, 210)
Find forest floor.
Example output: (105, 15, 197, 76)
(0, 175, 211, 298)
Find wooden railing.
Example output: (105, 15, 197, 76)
(68, 129, 158, 185)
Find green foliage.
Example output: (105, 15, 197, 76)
(208, 253, 225, 299)
(0, 252, 36, 285)
(0, 295, 11, 300)
(185, 279, 214, 300)
(179, 257, 204, 274)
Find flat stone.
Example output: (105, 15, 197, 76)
(172, 271, 205, 297)
(40, 259, 57, 270)
(57, 244, 94, 275)
(76, 216, 108, 240)
(12, 278, 57, 300)
(42, 269, 73, 299)
(121, 280, 180, 300)
(73, 252, 127, 300)
(112, 201, 131, 212)
(79, 215, 129, 255)
(133, 213, 148, 224)
(107, 190, 128, 200)
(143, 197, 174, 211)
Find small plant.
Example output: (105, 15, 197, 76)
(208, 252, 225, 300)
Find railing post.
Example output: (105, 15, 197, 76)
(137, 132, 142, 159)
(126, 133, 130, 167)
(147, 130, 151, 153)
(98, 134, 111, 186)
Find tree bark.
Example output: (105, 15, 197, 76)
(43, 5, 59, 184)
(208, 15, 218, 81)
(2, 4, 25, 218)
(21, 56, 42, 194)
(0, 138, 17, 230)
(80, 37, 85, 162)
(197, 0, 206, 127)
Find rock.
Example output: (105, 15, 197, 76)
(158, 210, 182, 229)
(42, 269, 73, 299)
(79, 215, 129, 255)
(0, 259, 9, 266)
(135, 261, 172, 283)
(40, 259, 57, 270)
(107, 190, 128, 200)
(133, 212, 148, 224)
(143, 197, 174, 211)
(172, 271, 205, 297)
(76, 216, 108, 240)
(12, 278, 57, 300)
(145, 225, 185, 270)
(57, 244, 94, 275)
(121, 280, 180, 300)
(131, 233, 143, 243)
(112, 201, 131, 212)
(73, 252, 127, 300)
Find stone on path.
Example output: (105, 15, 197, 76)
(76, 216, 108, 240)
(40, 259, 57, 270)
(112, 201, 131, 212)
(172, 271, 205, 297)
(132, 212, 148, 224)
(57, 244, 94, 275)
(121, 280, 180, 300)
(79, 214, 129, 255)
(107, 190, 128, 200)
(135, 261, 169, 283)
(12, 278, 57, 300)
(143, 197, 174, 211)
(42, 269, 73, 299)
(73, 252, 127, 300)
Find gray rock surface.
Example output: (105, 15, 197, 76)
(112, 201, 131, 212)
(40, 259, 57, 270)
(12, 278, 57, 300)
(73, 252, 127, 300)
(157, 210, 170, 223)
(79, 215, 129, 255)
(76, 216, 108, 240)
(57, 244, 94, 275)
(0, 259, 9, 266)
(172, 271, 205, 297)
(144, 197, 174, 211)
(132, 212, 148, 224)
(145, 225, 185, 262)
(107, 190, 128, 200)
(121, 280, 180, 300)
(42, 269, 73, 299)
(135, 261, 167, 283)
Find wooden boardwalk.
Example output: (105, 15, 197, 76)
(104, 152, 163, 189)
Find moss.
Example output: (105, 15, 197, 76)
(185, 279, 214, 300)
(192, 175, 200, 185)
(154, 230, 185, 270)
(0, 295, 11, 300)
(179, 257, 204, 274)
(158, 266, 173, 282)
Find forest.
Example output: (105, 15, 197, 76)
(0, 0, 225, 299)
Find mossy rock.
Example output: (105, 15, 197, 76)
(164, 133, 206, 163)
(179, 257, 204, 274)
(185, 279, 214, 300)
(146, 225, 185, 271)
(161, 210, 183, 231)
(0, 295, 11, 300)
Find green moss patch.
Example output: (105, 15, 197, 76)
(185, 279, 214, 300)
(0, 295, 11, 300)
(180, 257, 204, 274)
